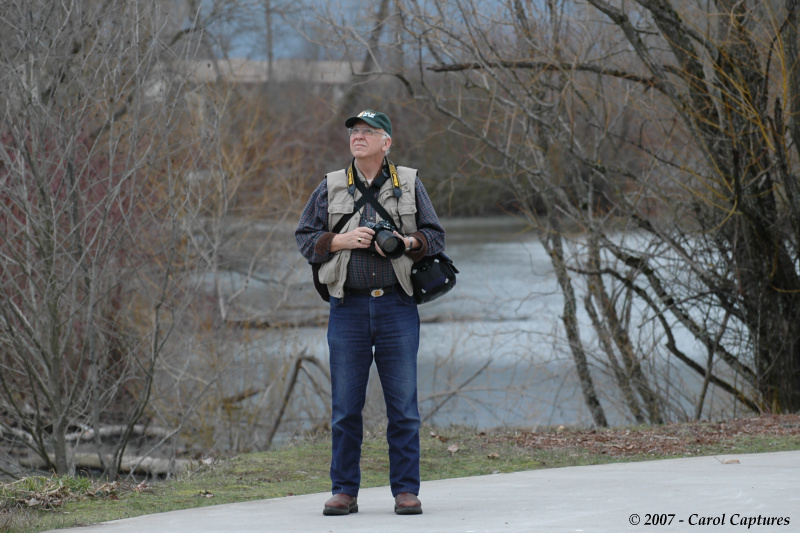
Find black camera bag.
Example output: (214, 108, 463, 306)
(410, 252, 458, 304)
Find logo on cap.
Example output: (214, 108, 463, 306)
(358, 110, 377, 118)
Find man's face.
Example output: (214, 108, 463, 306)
(349, 120, 390, 160)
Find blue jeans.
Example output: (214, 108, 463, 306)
(327, 289, 421, 497)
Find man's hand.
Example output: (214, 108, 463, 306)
(331, 227, 375, 252)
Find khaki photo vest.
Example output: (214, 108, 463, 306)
(317, 165, 418, 298)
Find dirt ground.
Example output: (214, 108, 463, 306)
(500, 414, 800, 457)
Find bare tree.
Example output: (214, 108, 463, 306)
(0, 0, 219, 478)
(577, 0, 800, 414)
(149, 80, 336, 455)
(312, 0, 800, 423)
(0, 0, 392, 476)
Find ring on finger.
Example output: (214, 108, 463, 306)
(358, 238, 362, 243)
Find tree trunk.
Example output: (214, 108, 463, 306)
(544, 230, 608, 427)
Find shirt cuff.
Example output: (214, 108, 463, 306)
(315, 232, 336, 259)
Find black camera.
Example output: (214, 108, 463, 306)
(364, 220, 404, 259)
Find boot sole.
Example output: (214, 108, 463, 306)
(323, 504, 358, 515)
(395, 505, 423, 515)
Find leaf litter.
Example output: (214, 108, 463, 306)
(497, 414, 800, 457)
(1, 478, 152, 512)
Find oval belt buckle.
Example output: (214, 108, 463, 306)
(370, 288, 384, 297)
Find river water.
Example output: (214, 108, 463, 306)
(207, 216, 737, 443)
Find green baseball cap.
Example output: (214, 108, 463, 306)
(345, 109, 392, 137)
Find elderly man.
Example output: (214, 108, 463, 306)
(296, 109, 446, 515)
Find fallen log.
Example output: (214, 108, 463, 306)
(19, 453, 190, 477)
(65, 424, 173, 442)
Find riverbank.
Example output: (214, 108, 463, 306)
(4, 414, 799, 533)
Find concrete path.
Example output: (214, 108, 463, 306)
(48, 450, 799, 532)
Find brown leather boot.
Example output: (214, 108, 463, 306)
(323, 493, 358, 515)
(394, 492, 422, 515)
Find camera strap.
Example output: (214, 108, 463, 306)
(347, 157, 402, 198)
(352, 169, 403, 232)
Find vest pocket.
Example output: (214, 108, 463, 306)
(317, 258, 340, 284)
(398, 204, 417, 216)
(328, 202, 353, 214)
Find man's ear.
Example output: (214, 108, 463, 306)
(382, 136, 393, 152)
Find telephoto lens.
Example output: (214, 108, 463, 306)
(375, 229, 404, 259)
